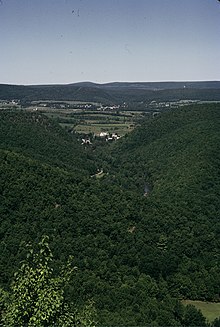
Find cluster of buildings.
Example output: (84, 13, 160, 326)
(0, 99, 20, 107)
(98, 105, 120, 111)
(81, 132, 121, 145)
(99, 132, 121, 141)
(148, 99, 199, 109)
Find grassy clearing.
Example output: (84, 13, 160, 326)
(182, 300, 220, 322)
(84, 120, 126, 125)
(74, 123, 133, 135)
(59, 123, 75, 129)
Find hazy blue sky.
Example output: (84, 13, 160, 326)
(1, 0, 220, 84)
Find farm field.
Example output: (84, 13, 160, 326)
(24, 102, 144, 136)
(67, 110, 135, 135)
(74, 122, 133, 135)
(182, 300, 220, 322)
(0, 98, 163, 139)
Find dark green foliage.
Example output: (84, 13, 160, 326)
(1, 236, 97, 327)
(0, 110, 96, 174)
(212, 317, 220, 327)
(183, 304, 207, 327)
(105, 104, 220, 298)
(0, 105, 220, 326)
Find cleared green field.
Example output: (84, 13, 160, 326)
(182, 300, 220, 322)
(74, 123, 133, 135)
(59, 123, 76, 129)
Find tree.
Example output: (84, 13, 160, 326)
(1, 236, 97, 327)
(183, 304, 207, 327)
(212, 317, 220, 327)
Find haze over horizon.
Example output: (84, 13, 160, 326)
(1, 0, 220, 85)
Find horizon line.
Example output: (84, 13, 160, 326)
(1, 79, 220, 87)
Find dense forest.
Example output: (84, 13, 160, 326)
(0, 104, 220, 326)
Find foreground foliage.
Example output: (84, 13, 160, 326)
(1, 236, 97, 327)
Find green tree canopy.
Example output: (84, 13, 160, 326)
(1, 236, 97, 327)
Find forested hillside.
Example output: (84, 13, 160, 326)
(102, 104, 220, 297)
(0, 105, 220, 326)
(0, 111, 96, 174)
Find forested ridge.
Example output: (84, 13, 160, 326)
(1, 82, 220, 103)
(0, 105, 220, 326)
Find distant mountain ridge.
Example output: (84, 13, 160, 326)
(57, 80, 220, 90)
(0, 81, 220, 103)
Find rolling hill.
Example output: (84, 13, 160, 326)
(0, 110, 95, 174)
(1, 81, 220, 104)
